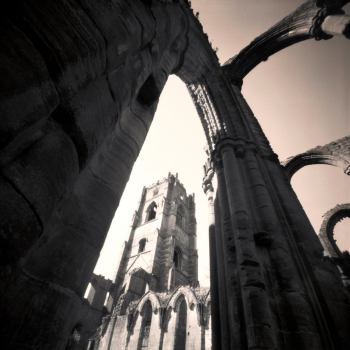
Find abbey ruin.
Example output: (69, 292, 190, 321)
(1, 0, 350, 349)
(69, 174, 211, 350)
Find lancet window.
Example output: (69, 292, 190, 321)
(146, 202, 157, 222)
(139, 239, 146, 253)
(137, 300, 153, 350)
(176, 205, 185, 229)
(173, 247, 182, 270)
(174, 298, 187, 350)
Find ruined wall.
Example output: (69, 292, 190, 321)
(1, 0, 350, 349)
(281, 135, 350, 180)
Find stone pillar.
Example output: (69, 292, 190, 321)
(202, 157, 221, 350)
(202, 75, 350, 349)
(213, 163, 233, 350)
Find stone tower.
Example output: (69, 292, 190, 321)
(111, 172, 198, 304)
(83, 174, 210, 350)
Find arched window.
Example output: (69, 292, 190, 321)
(176, 205, 185, 228)
(146, 202, 157, 222)
(137, 300, 153, 350)
(173, 247, 182, 270)
(139, 239, 146, 253)
(174, 298, 187, 350)
(65, 323, 83, 350)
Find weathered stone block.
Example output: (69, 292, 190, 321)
(75, 0, 132, 73)
(52, 76, 118, 168)
(4, 0, 106, 100)
(1, 269, 81, 350)
(3, 126, 79, 226)
(0, 16, 58, 153)
(0, 178, 41, 274)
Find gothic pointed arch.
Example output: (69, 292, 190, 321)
(135, 291, 161, 315)
(222, 1, 349, 87)
(137, 300, 153, 350)
(145, 201, 158, 222)
(167, 286, 197, 312)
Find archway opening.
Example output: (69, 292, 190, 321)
(174, 298, 187, 350)
(173, 247, 182, 270)
(334, 218, 350, 255)
(148, 205, 157, 221)
(139, 239, 146, 253)
(138, 300, 153, 350)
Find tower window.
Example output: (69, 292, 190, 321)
(139, 239, 146, 253)
(146, 202, 157, 222)
(148, 205, 157, 221)
(173, 247, 182, 270)
(176, 205, 185, 228)
(174, 250, 179, 268)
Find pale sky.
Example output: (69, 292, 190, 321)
(93, 1, 350, 288)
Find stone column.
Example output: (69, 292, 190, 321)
(214, 161, 235, 350)
(202, 74, 350, 349)
(202, 158, 221, 350)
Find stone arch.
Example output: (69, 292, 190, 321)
(167, 286, 197, 312)
(2, 0, 350, 348)
(222, 1, 348, 87)
(136, 291, 161, 315)
(318, 204, 350, 283)
(281, 136, 350, 180)
(318, 203, 350, 259)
